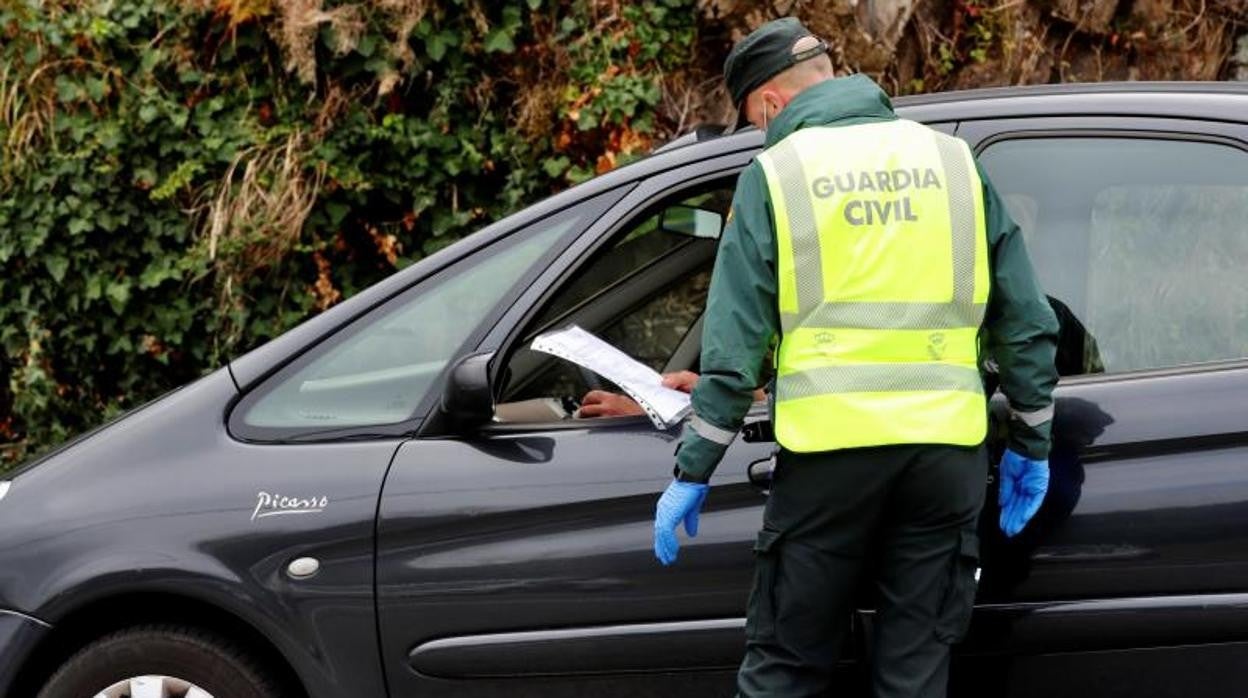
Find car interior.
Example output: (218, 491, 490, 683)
(980, 135, 1248, 376)
(495, 186, 735, 423)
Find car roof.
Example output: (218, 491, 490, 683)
(892, 80, 1248, 124)
(894, 80, 1248, 107)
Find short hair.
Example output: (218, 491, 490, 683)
(770, 54, 834, 91)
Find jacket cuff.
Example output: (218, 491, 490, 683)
(675, 420, 734, 482)
(1007, 417, 1052, 460)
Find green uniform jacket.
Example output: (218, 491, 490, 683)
(676, 75, 1060, 482)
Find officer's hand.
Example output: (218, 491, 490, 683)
(661, 370, 700, 393)
(998, 449, 1049, 537)
(653, 480, 710, 565)
(661, 371, 766, 403)
(577, 390, 645, 418)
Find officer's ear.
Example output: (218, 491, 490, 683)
(746, 92, 769, 130)
(757, 89, 780, 115)
(760, 89, 789, 121)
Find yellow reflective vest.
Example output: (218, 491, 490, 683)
(755, 119, 990, 452)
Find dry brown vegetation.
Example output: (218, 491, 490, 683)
(680, 0, 1246, 127)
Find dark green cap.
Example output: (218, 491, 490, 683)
(723, 18, 828, 113)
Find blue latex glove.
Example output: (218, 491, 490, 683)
(998, 449, 1050, 538)
(654, 480, 710, 565)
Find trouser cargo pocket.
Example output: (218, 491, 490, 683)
(745, 527, 782, 642)
(935, 528, 980, 644)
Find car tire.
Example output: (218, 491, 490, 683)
(36, 624, 283, 698)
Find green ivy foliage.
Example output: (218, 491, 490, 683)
(0, 0, 696, 470)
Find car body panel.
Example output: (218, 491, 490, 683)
(0, 370, 395, 698)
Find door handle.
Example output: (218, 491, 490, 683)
(742, 419, 774, 443)
(747, 453, 775, 492)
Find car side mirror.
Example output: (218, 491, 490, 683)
(441, 352, 495, 432)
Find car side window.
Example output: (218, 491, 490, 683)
(978, 135, 1248, 374)
(236, 206, 589, 434)
(499, 186, 732, 407)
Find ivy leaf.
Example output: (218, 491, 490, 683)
(55, 76, 83, 103)
(45, 256, 69, 283)
(84, 275, 103, 301)
(325, 201, 351, 226)
(483, 29, 515, 54)
(426, 33, 449, 61)
(97, 211, 119, 232)
(169, 106, 190, 130)
(138, 103, 160, 123)
(85, 77, 108, 102)
(105, 280, 131, 314)
(120, 9, 142, 29)
(542, 156, 570, 178)
(139, 260, 178, 289)
(106, 334, 133, 355)
(151, 160, 203, 201)
(527, 0, 542, 8)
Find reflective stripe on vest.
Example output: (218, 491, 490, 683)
(756, 119, 989, 452)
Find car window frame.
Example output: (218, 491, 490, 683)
(964, 119, 1248, 387)
(226, 187, 628, 444)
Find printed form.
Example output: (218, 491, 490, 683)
(531, 325, 692, 429)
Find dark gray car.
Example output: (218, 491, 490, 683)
(2, 82, 1248, 698)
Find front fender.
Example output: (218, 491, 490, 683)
(29, 550, 381, 698)
(0, 609, 51, 697)
(0, 353, 392, 698)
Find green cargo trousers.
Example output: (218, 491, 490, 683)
(736, 442, 987, 698)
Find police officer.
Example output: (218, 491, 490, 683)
(651, 18, 1060, 698)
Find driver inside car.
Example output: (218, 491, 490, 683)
(577, 370, 766, 418)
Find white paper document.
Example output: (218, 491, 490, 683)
(531, 325, 692, 429)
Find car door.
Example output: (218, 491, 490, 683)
(374, 152, 871, 698)
(942, 115, 1248, 697)
(377, 412, 775, 698)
